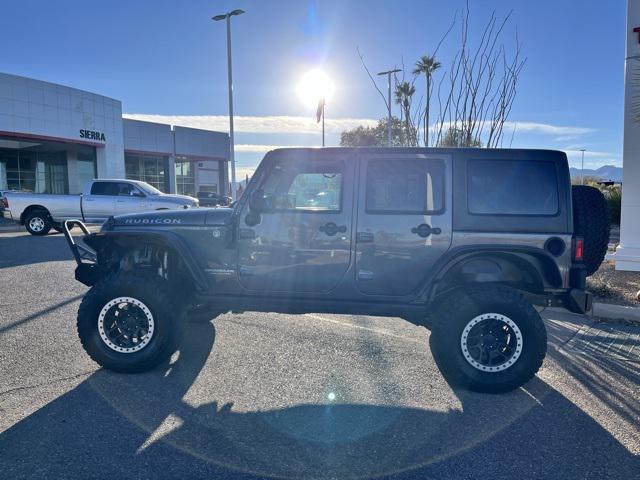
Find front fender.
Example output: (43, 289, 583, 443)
(82, 230, 209, 292)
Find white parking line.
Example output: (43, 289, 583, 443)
(303, 313, 425, 344)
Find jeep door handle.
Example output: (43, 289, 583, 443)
(411, 223, 441, 238)
(319, 222, 347, 236)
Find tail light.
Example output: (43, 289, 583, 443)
(1, 197, 7, 209)
(574, 237, 584, 262)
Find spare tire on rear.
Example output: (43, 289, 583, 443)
(572, 185, 610, 276)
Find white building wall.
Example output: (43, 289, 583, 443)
(123, 118, 173, 154)
(0, 73, 125, 181)
(616, 0, 640, 271)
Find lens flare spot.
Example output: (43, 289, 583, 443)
(327, 392, 336, 401)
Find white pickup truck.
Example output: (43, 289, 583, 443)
(1, 179, 199, 235)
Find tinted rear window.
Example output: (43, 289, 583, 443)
(366, 159, 444, 214)
(468, 159, 559, 215)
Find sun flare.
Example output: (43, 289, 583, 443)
(297, 69, 335, 109)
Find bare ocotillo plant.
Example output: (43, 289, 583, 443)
(354, 2, 525, 148)
(433, 5, 526, 147)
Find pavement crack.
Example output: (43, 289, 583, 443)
(0, 370, 94, 398)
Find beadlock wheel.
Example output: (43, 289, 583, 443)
(460, 313, 523, 372)
(97, 297, 155, 353)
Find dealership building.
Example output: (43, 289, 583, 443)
(0, 72, 229, 197)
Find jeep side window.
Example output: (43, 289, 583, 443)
(259, 158, 343, 212)
(467, 159, 559, 215)
(365, 158, 444, 214)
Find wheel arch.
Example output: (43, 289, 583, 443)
(426, 246, 563, 302)
(82, 231, 208, 292)
(20, 205, 51, 224)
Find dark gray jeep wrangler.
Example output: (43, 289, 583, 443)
(65, 148, 609, 393)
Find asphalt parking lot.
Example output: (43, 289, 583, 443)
(0, 230, 638, 479)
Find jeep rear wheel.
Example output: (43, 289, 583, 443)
(77, 273, 184, 373)
(429, 285, 547, 393)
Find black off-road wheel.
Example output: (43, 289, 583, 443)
(429, 285, 547, 393)
(572, 185, 610, 276)
(24, 209, 52, 236)
(77, 273, 185, 373)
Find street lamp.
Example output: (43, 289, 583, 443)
(213, 9, 245, 200)
(377, 68, 401, 146)
(580, 149, 586, 185)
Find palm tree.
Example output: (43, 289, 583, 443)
(394, 81, 416, 146)
(413, 54, 441, 146)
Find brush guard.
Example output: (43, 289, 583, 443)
(62, 220, 100, 286)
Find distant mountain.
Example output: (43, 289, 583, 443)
(569, 165, 622, 182)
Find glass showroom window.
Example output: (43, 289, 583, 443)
(175, 157, 196, 197)
(0, 148, 67, 193)
(76, 150, 97, 192)
(125, 153, 168, 192)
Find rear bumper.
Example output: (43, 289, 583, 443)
(1, 209, 13, 221)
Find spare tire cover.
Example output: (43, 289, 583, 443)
(572, 185, 610, 276)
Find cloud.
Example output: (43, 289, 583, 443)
(505, 122, 594, 136)
(235, 144, 305, 153)
(123, 114, 378, 135)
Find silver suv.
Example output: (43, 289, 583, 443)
(64, 148, 610, 393)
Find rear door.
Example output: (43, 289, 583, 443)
(82, 181, 118, 221)
(355, 153, 452, 296)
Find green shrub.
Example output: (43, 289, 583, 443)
(604, 186, 621, 225)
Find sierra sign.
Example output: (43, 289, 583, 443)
(79, 129, 106, 141)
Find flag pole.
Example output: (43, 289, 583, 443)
(322, 102, 325, 147)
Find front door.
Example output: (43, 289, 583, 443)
(355, 153, 452, 296)
(114, 182, 149, 214)
(237, 151, 355, 294)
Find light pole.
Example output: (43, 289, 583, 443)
(213, 9, 244, 200)
(377, 68, 401, 146)
(580, 149, 586, 185)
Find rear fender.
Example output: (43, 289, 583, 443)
(424, 245, 563, 301)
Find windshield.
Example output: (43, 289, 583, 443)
(136, 182, 163, 195)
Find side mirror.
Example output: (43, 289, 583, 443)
(249, 189, 267, 213)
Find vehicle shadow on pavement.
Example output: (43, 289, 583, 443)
(0, 318, 638, 480)
(0, 233, 78, 269)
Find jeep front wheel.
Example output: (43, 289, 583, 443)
(429, 285, 547, 393)
(77, 273, 184, 373)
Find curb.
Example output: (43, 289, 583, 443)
(0, 224, 23, 233)
(545, 303, 640, 324)
(592, 302, 640, 323)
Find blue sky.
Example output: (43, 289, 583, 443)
(0, 0, 627, 177)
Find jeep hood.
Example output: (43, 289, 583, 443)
(110, 207, 233, 228)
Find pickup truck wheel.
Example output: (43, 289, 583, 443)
(429, 285, 547, 393)
(24, 210, 52, 236)
(77, 273, 185, 373)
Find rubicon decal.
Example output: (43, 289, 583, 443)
(123, 218, 182, 224)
